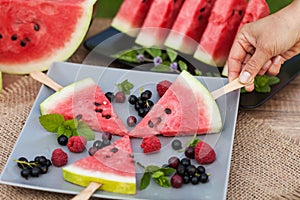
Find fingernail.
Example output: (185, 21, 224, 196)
(274, 56, 281, 65)
(239, 71, 251, 83)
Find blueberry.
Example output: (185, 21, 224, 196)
(199, 173, 209, 183)
(190, 176, 200, 185)
(105, 92, 114, 102)
(196, 166, 206, 174)
(93, 140, 104, 149)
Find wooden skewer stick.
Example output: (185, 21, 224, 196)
(29, 71, 102, 199)
(211, 78, 245, 100)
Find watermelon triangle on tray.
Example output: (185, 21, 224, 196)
(40, 78, 128, 136)
(62, 135, 136, 195)
(129, 71, 222, 138)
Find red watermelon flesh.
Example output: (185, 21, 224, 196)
(0, 0, 96, 74)
(222, 0, 270, 76)
(111, 0, 154, 37)
(63, 135, 136, 194)
(40, 78, 128, 136)
(193, 0, 247, 67)
(129, 71, 222, 138)
(165, 0, 216, 54)
(135, 0, 184, 48)
(238, 0, 270, 30)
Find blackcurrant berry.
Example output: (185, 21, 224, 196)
(115, 91, 126, 103)
(180, 158, 191, 167)
(20, 168, 31, 179)
(128, 95, 138, 105)
(199, 173, 209, 183)
(141, 90, 152, 100)
(171, 139, 182, 150)
(168, 156, 180, 169)
(171, 174, 183, 188)
(102, 132, 112, 141)
(57, 135, 68, 146)
(190, 176, 200, 185)
(93, 140, 104, 149)
(88, 146, 98, 156)
(186, 165, 197, 176)
(127, 116, 137, 127)
(17, 157, 28, 169)
(196, 166, 206, 174)
(184, 146, 195, 159)
(31, 166, 41, 177)
(105, 92, 114, 102)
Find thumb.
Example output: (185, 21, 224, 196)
(239, 50, 269, 84)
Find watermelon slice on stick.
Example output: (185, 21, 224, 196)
(135, 0, 185, 48)
(111, 0, 154, 37)
(164, 0, 216, 54)
(33, 71, 128, 136)
(193, 0, 247, 67)
(63, 135, 136, 195)
(222, 0, 270, 76)
(0, 0, 96, 74)
(129, 71, 225, 138)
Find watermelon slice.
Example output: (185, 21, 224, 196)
(63, 135, 136, 195)
(193, 0, 247, 67)
(40, 78, 128, 136)
(135, 0, 185, 48)
(111, 0, 154, 37)
(164, 0, 216, 54)
(0, 0, 96, 74)
(129, 71, 222, 138)
(222, 0, 270, 76)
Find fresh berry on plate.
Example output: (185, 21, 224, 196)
(67, 136, 87, 153)
(51, 148, 68, 167)
(140, 135, 161, 153)
(194, 141, 216, 164)
(156, 80, 172, 97)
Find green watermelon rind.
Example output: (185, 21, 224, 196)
(40, 78, 94, 115)
(180, 70, 222, 133)
(0, 0, 97, 74)
(62, 166, 136, 195)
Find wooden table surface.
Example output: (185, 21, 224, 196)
(2, 18, 300, 139)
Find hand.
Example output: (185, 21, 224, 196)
(227, 1, 300, 92)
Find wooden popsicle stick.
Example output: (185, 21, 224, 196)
(71, 182, 102, 200)
(211, 78, 245, 99)
(30, 71, 102, 199)
(30, 71, 63, 92)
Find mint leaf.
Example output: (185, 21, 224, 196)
(195, 69, 202, 76)
(57, 125, 74, 138)
(63, 119, 78, 130)
(267, 76, 280, 85)
(145, 47, 162, 58)
(159, 167, 175, 176)
(152, 170, 164, 179)
(145, 165, 161, 173)
(153, 176, 171, 188)
(178, 60, 188, 71)
(256, 84, 271, 93)
(150, 64, 171, 72)
(139, 172, 151, 190)
(116, 79, 134, 94)
(39, 114, 64, 132)
(166, 48, 178, 62)
(76, 121, 95, 141)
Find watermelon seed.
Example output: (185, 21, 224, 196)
(165, 108, 172, 114)
(75, 114, 82, 120)
(20, 40, 27, 47)
(200, 7, 205, 12)
(34, 23, 40, 31)
(11, 35, 17, 41)
(105, 155, 110, 158)
(95, 108, 103, 113)
(148, 120, 154, 128)
(129, 154, 134, 158)
(94, 102, 101, 106)
(104, 115, 111, 119)
(0, 34, 2, 39)
(239, 10, 243, 16)
(157, 117, 162, 123)
(111, 147, 118, 153)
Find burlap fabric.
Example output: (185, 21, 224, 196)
(1, 76, 299, 200)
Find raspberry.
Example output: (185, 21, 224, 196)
(156, 80, 172, 97)
(67, 136, 87, 153)
(140, 136, 161, 153)
(194, 141, 216, 164)
(51, 148, 68, 167)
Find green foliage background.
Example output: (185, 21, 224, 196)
(95, 0, 293, 18)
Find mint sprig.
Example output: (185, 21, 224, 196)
(137, 162, 175, 190)
(39, 114, 94, 141)
(241, 75, 280, 93)
(116, 79, 134, 95)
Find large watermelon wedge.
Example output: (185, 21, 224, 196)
(222, 0, 270, 76)
(135, 0, 184, 48)
(40, 78, 128, 136)
(129, 71, 222, 138)
(63, 135, 136, 195)
(0, 0, 96, 74)
(111, 0, 154, 37)
(164, 0, 216, 54)
(193, 0, 247, 67)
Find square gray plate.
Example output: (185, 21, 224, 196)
(0, 62, 240, 200)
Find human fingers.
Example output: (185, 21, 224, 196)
(244, 82, 255, 92)
(266, 56, 284, 76)
(239, 49, 270, 84)
(258, 60, 272, 75)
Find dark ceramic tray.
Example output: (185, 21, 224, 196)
(84, 27, 300, 108)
